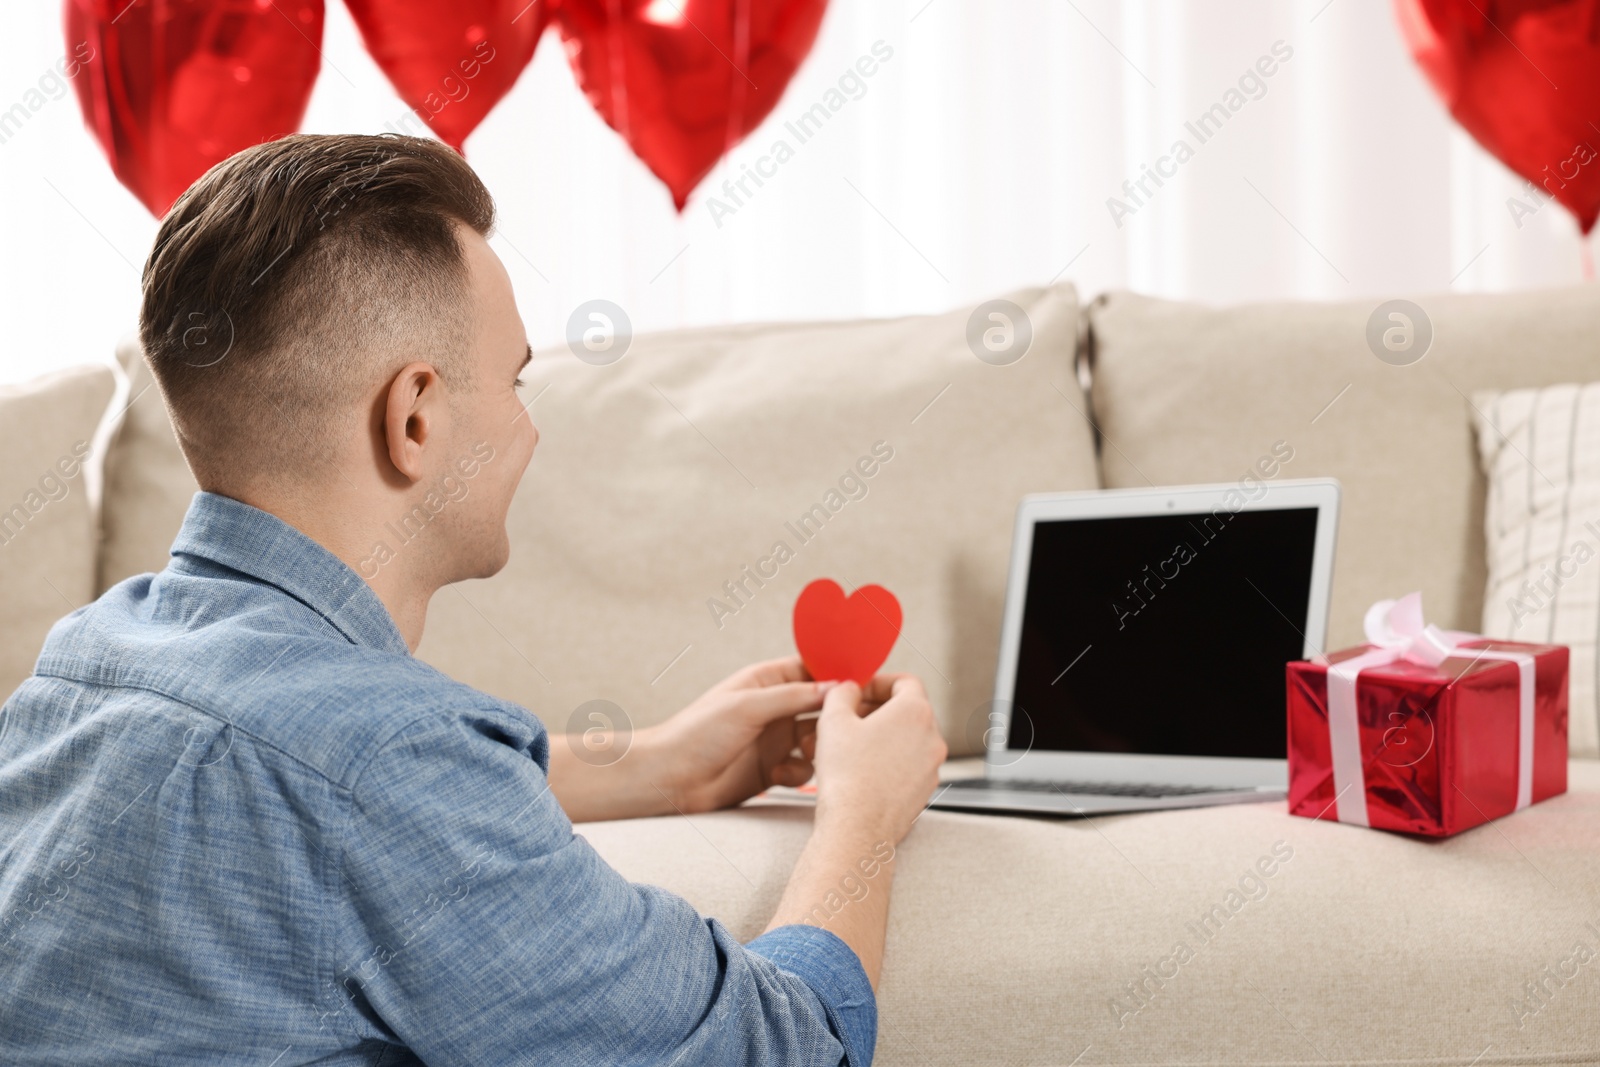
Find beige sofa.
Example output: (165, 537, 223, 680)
(4, 283, 1597, 1065)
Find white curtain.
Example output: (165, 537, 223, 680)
(2, 0, 1593, 386)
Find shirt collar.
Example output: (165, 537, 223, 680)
(169, 491, 410, 657)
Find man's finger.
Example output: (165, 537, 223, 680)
(819, 680, 862, 723)
(769, 756, 814, 788)
(730, 680, 828, 723)
(712, 656, 809, 693)
(786, 717, 818, 762)
(861, 671, 923, 706)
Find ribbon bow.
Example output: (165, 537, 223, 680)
(1322, 592, 1535, 827)
(1359, 592, 1473, 666)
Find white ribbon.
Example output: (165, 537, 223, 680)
(1321, 592, 1535, 826)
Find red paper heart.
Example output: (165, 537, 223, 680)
(344, 0, 549, 151)
(65, 0, 325, 219)
(1396, 0, 1600, 234)
(793, 578, 901, 687)
(555, 0, 829, 210)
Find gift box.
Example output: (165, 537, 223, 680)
(1287, 593, 1568, 837)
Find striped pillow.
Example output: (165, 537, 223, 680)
(1473, 382, 1600, 758)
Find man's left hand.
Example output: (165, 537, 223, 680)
(644, 656, 827, 814)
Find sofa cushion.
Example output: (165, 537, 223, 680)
(1086, 287, 1600, 650)
(0, 364, 117, 702)
(1474, 381, 1600, 758)
(98, 336, 199, 591)
(416, 284, 1097, 751)
(580, 759, 1600, 1066)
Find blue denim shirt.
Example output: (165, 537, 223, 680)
(0, 492, 875, 1065)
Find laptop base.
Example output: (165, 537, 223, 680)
(927, 779, 1285, 817)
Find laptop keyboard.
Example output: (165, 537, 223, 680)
(942, 777, 1243, 798)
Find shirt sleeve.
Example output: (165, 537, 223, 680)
(330, 707, 876, 1066)
(747, 924, 877, 1066)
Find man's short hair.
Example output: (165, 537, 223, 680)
(139, 133, 496, 487)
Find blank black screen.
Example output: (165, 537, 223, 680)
(1009, 507, 1318, 759)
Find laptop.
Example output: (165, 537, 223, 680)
(929, 477, 1340, 817)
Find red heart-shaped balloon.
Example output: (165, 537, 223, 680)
(1396, 0, 1600, 233)
(344, 0, 550, 152)
(65, 0, 325, 218)
(793, 578, 901, 687)
(556, 0, 829, 210)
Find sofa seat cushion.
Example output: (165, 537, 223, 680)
(0, 363, 117, 702)
(579, 760, 1600, 1066)
(1086, 287, 1600, 654)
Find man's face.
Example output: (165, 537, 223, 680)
(432, 223, 539, 581)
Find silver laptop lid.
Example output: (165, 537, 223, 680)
(985, 478, 1339, 788)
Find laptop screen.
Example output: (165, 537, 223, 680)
(1009, 506, 1319, 760)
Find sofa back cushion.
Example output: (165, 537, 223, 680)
(0, 364, 117, 702)
(98, 336, 199, 591)
(1086, 287, 1600, 650)
(94, 286, 1100, 753)
(418, 285, 1097, 752)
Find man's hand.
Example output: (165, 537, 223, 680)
(546, 655, 833, 822)
(644, 656, 829, 814)
(810, 674, 948, 847)
(547, 657, 945, 829)
(763, 672, 948, 990)
(547, 657, 949, 990)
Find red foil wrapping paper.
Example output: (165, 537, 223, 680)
(1288, 639, 1567, 836)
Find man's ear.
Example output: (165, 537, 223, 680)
(382, 361, 445, 484)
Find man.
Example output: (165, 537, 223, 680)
(0, 133, 946, 1064)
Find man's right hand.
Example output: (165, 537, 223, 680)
(764, 672, 946, 989)
(811, 674, 948, 847)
